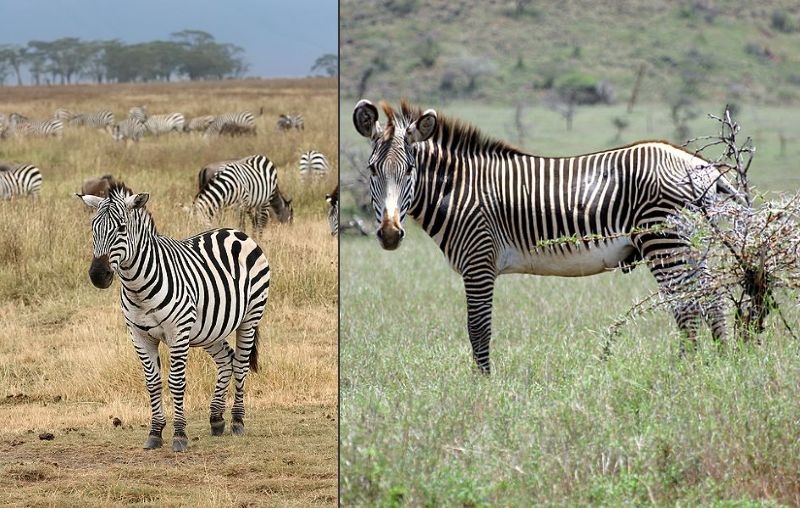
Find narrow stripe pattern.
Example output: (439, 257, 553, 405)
(355, 100, 737, 373)
(0, 163, 42, 199)
(112, 118, 146, 142)
(10, 114, 63, 137)
(326, 184, 338, 236)
(206, 112, 256, 136)
(145, 113, 186, 135)
(277, 114, 304, 131)
(81, 183, 270, 449)
(299, 150, 330, 177)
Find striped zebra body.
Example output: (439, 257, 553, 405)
(78, 183, 270, 451)
(145, 113, 186, 136)
(0, 163, 43, 199)
(206, 112, 256, 136)
(354, 100, 739, 373)
(73, 110, 115, 130)
(129, 106, 148, 123)
(277, 114, 304, 131)
(326, 184, 338, 236)
(10, 114, 63, 138)
(112, 118, 146, 142)
(299, 150, 330, 177)
(185, 115, 215, 133)
(193, 154, 292, 231)
(54, 108, 76, 121)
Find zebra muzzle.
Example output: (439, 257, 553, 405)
(377, 221, 404, 251)
(89, 255, 114, 289)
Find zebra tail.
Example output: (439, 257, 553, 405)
(250, 327, 260, 373)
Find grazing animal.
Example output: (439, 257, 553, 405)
(277, 114, 304, 131)
(72, 111, 115, 130)
(112, 118, 147, 142)
(353, 99, 740, 374)
(9, 114, 63, 138)
(198, 159, 238, 192)
(326, 184, 338, 236)
(77, 182, 270, 452)
(206, 112, 256, 136)
(184, 115, 215, 133)
(81, 174, 116, 198)
(0, 163, 42, 199)
(193, 154, 293, 232)
(128, 106, 148, 123)
(145, 113, 186, 136)
(53, 108, 76, 121)
(299, 150, 331, 178)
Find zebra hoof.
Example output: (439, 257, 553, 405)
(231, 420, 245, 436)
(143, 435, 163, 450)
(210, 419, 225, 436)
(172, 435, 189, 452)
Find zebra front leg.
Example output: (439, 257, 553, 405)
(463, 271, 496, 375)
(168, 340, 190, 451)
(204, 341, 234, 436)
(231, 325, 260, 435)
(131, 332, 166, 449)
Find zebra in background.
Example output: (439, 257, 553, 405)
(112, 118, 146, 142)
(193, 154, 292, 232)
(145, 113, 186, 136)
(326, 184, 338, 236)
(129, 106, 147, 123)
(299, 150, 330, 178)
(78, 182, 270, 451)
(354, 99, 740, 374)
(206, 112, 256, 136)
(9, 114, 63, 138)
(72, 111, 116, 130)
(53, 108, 76, 121)
(1, 163, 42, 199)
(184, 115, 215, 133)
(277, 114, 304, 131)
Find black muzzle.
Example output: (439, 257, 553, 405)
(89, 255, 114, 289)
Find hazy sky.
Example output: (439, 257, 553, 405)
(0, 0, 338, 78)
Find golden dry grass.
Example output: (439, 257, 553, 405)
(0, 79, 337, 507)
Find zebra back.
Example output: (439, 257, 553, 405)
(0, 163, 42, 199)
(207, 112, 256, 136)
(299, 150, 330, 177)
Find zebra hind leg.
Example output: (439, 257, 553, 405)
(231, 325, 260, 435)
(204, 341, 234, 436)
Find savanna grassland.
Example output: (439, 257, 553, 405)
(339, 99, 800, 506)
(0, 78, 337, 507)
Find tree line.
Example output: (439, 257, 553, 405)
(0, 30, 249, 85)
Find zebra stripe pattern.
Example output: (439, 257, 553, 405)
(112, 118, 146, 142)
(145, 113, 186, 136)
(72, 111, 115, 129)
(193, 154, 293, 231)
(10, 115, 63, 138)
(185, 115, 215, 133)
(129, 106, 147, 123)
(299, 150, 330, 177)
(1, 163, 42, 199)
(354, 99, 739, 373)
(277, 114, 304, 131)
(326, 184, 338, 236)
(78, 183, 270, 451)
(206, 112, 256, 136)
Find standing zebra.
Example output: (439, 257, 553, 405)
(353, 100, 740, 374)
(0, 163, 42, 199)
(145, 113, 186, 136)
(299, 150, 330, 177)
(112, 118, 146, 142)
(326, 184, 338, 236)
(277, 114, 304, 131)
(184, 115, 215, 133)
(129, 106, 148, 123)
(9, 114, 63, 138)
(72, 111, 116, 130)
(193, 154, 293, 232)
(77, 182, 270, 451)
(206, 112, 256, 136)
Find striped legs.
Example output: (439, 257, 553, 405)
(168, 338, 190, 452)
(231, 325, 259, 435)
(205, 341, 234, 436)
(463, 270, 497, 375)
(131, 331, 166, 450)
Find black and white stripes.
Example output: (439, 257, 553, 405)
(0, 163, 42, 199)
(299, 150, 330, 177)
(277, 114, 304, 131)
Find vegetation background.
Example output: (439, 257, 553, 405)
(0, 78, 337, 507)
(340, 0, 800, 505)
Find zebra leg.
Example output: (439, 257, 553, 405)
(204, 341, 234, 436)
(231, 325, 259, 435)
(463, 271, 496, 375)
(168, 340, 190, 452)
(131, 332, 166, 449)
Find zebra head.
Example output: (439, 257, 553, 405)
(269, 187, 294, 224)
(353, 99, 437, 250)
(78, 186, 150, 289)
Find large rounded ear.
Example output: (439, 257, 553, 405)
(353, 100, 381, 139)
(77, 193, 103, 209)
(124, 192, 149, 210)
(406, 109, 437, 143)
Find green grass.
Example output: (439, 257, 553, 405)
(339, 100, 800, 505)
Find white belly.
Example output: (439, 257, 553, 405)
(497, 238, 635, 277)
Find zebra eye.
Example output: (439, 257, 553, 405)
(368, 164, 377, 176)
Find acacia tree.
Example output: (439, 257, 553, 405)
(0, 44, 27, 86)
(311, 53, 338, 77)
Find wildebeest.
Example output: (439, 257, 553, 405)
(198, 159, 238, 192)
(81, 174, 116, 198)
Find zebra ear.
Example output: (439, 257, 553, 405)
(125, 192, 149, 210)
(77, 193, 103, 209)
(353, 100, 381, 139)
(406, 109, 437, 143)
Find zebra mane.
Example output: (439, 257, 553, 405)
(385, 99, 520, 154)
(107, 180, 135, 199)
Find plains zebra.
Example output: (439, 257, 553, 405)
(1, 163, 42, 199)
(354, 100, 741, 374)
(277, 114, 304, 131)
(72, 111, 116, 130)
(77, 182, 270, 451)
(184, 115, 215, 133)
(10, 116, 63, 138)
(206, 112, 256, 136)
(326, 185, 338, 236)
(299, 150, 330, 177)
(145, 113, 185, 136)
(112, 118, 146, 142)
(198, 159, 238, 192)
(54, 108, 76, 121)
(193, 154, 292, 231)
(129, 106, 147, 123)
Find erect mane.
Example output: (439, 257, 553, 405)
(107, 180, 135, 199)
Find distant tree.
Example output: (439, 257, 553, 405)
(0, 44, 27, 86)
(311, 53, 337, 77)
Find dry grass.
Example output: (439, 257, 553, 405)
(0, 79, 337, 506)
